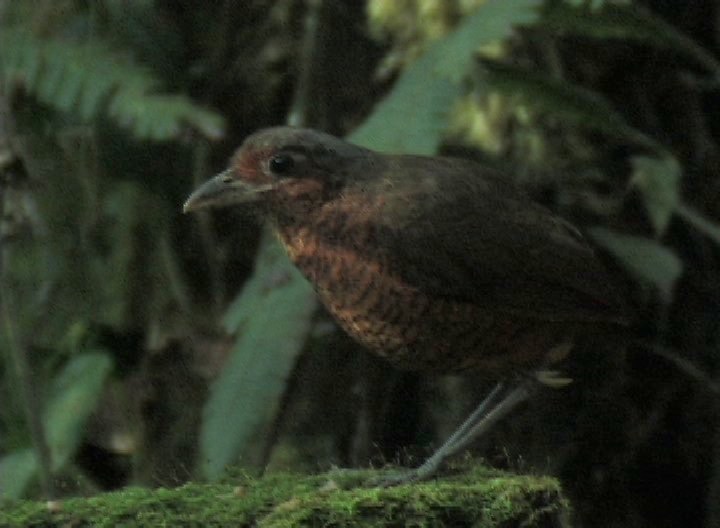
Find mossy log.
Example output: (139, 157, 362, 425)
(0, 464, 568, 527)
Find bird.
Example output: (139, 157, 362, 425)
(184, 126, 629, 485)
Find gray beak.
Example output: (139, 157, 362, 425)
(183, 169, 274, 213)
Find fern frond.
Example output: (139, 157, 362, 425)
(478, 59, 663, 152)
(351, 0, 542, 154)
(0, 29, 224, 141)
(542, 3, 720, 79)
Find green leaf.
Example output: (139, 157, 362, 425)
(351, 0, 542, 154)
(200, 234, 317, 480)
(630, 155, 682, 235)
(0, 449, 37, 499)
(479, 60, 660, 151)
(0, 28, 225, 140)
(542, 3, 720, 78)
(589, 228, 682, 302)
(676, 203, 720, 245)
(43, 352, 113, 470)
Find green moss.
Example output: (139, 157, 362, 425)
(0, 464, 568, 527)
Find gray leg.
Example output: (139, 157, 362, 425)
(370, 379, 535, 487)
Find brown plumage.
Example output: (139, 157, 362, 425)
(184, 126, 629, 484)
(185, 126, 627, 376)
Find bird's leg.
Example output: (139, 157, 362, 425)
(415, 381, 507, 472)
(369, 379, 535, 488)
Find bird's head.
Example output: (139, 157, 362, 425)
(183, 127, 372, 218)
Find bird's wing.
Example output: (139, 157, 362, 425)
(372, 155, 627, 323)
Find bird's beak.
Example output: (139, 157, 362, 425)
(183, 169, 274, 213)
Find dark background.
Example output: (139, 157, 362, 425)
(1, 1, 719, 526)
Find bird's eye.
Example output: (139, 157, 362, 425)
(269, 154, 295, 175)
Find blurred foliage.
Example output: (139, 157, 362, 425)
(630, 155, 681, 235)
(542, 1, 720, 78)
(677, 203, 720, 245)
(1, 344, 113, 499)
(474, 59, 660, 151)
(352, 0, 541, 154)
(0, 0, 720, 526)
(201, 236, 316, 480)
(0, 5, 224, 140)
(589, 227, 683, 302)
(0, 28, 223, 140)
(0, 0, 232, 500)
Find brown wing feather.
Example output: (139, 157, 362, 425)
(365, 155, 628, 324)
